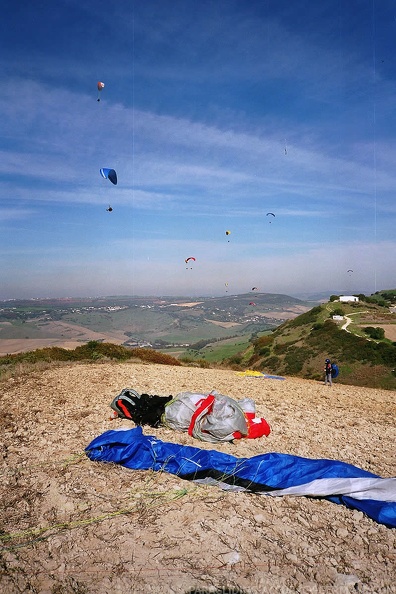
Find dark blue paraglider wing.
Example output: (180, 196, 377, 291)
(100, 168, 117, 185)
(108, 169, 117, 185)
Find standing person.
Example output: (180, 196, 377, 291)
(324, 358, 333, 386)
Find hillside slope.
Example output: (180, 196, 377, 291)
(239, 298, 396, 390)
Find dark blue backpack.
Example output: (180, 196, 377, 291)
(331, 363, 339, 378)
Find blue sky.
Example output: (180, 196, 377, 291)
(1, 0, 395, 299)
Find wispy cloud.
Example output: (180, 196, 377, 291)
(0, 1, 395, 298)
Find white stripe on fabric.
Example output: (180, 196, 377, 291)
(266, 477, 396, 502)
(192, 476, 396, 501)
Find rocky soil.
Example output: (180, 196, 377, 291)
(1, 362, 395, 593)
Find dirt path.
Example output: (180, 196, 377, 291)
(1, 362, 395, 593)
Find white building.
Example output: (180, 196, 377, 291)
(339, 295, 359, 303)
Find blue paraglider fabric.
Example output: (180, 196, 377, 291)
(86, 427, 396, 528)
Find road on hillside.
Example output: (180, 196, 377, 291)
(341, 311, 369, 333)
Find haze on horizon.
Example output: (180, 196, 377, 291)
(1, 1, 395, 300)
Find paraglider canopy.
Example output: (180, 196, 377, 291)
(225, 230, 231, 236)
(251, 287, 258, 291)
(266, 212, 275, 223)
(249, 302, 256, 306)
(100, 168, 117, 185)
(185, 256, 196, 269)
(97, 81, 105, 101)
(106, 206, 113, 212)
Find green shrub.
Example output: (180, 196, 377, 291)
(0, 342, 182, 373)
(253, 335, 274, 349)
(364, 327, 385, 340)
(258, 346, 270, 357)
(273, 343, 289, 354)
(197, 359, 211, 368)
(228, 354, 243, 365)
(284, 347, 311, 375)
(129, 348, 181, 366)
(260, 355, 280, 371)
(288, 306, 323, 327)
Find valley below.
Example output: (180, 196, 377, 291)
(0, 293, 313, 356)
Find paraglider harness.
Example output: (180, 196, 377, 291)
(110, 389, 271, 442)
(110, 389, 172, 428)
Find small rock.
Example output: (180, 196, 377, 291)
(335, 573, 360, 587)
(222, 551, 241, 566)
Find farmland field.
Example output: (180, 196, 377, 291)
(0, 294, 300, 355)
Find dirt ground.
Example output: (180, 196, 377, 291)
(0, 362, 395, 594)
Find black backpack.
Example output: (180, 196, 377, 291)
(110, 388, 173, 427)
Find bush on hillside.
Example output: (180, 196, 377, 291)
(0, 343, 182, 378)
(288, 306, 323, 327)
(273, 343, 289, 354)
(284, 346, 312, 374)
(364, 327, 385, 340)
(259, 355, 280, 373)
(129, 348, 182, 366)
(252, 335, 274, 356)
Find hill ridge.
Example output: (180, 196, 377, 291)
(235, 296, 396, 390)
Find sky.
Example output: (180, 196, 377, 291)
(1, 0, 395, 299)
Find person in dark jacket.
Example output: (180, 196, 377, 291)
(324, 358, 332, 386)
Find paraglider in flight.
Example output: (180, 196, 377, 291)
(266, 212, 275, 223)
(251, 287, 258, 291)
(97, 81, 105, 101)
(185, 257, 196, 269)
(106, 206, 113, 212)
(347, 269, 353, 276)
(100, 168, 117, 185)
(225, 282, 229, 292)
(225, 230, 231, 242)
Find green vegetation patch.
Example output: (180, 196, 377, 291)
(0, 341, 181, 380)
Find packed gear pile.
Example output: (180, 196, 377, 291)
(110, 388, 271, 442)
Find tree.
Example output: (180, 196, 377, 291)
(364, 327, 385, 340)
